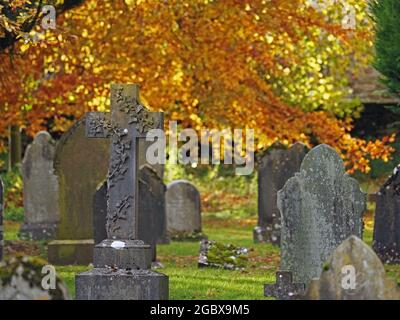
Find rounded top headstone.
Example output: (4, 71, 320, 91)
(300, 144, 344, 174)
(278, 144, 365, 285)
(167, 180, 197, 189)
(166, 180, 201, 234)
(20, 129, 59, 238)
(34, 131, 52, 144)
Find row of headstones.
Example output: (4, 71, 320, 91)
(19, 126, 202, 265)
(256, 142, 400, 264)
(258, 144, 400, 299)
(22, 124, 400, 267)
(4, 84, 400, 300)
(8, 138, 400, 299)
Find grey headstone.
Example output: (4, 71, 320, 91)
(47, 116, 109, 265)
(76, 84, 168, 300)
(166, 180, 201, 236)
(373, 165, 400, 263)
(278, 144, 365, 285)
(20, 131, 59, 240)
(255, 143, 308, 245)
(306, 236, 400, 300)
(0, 177, 3, 261)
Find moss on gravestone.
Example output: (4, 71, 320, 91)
(0, 255, 70, 300)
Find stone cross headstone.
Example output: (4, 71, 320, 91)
(373, 165, 400, 264)
(306, 236, 400, 300)
(47, 116, 109, 265)
(278, 144, 365, 286)
(76, 84, 168, 300)
(20, 131, 59, 240)
(0, 176, 4, 261)
(93, 165, 169, 262)
(166, 180, 202, 238)
(254, 143, 308, 245)
(264, 271, 305, 300)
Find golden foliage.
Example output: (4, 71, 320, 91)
(0, 0, 395, 173)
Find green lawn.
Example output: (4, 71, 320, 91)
(53, 219, 279, 299)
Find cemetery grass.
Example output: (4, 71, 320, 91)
(56, 219, 280, 300)
(3, 167, 400, 299)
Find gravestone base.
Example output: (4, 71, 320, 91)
(76, 268, 169, 300)
(48, 240, 94, 265)
(76, 240, 168, 300)
(19, 222, 57, 240)
(94, 240, 152, 269)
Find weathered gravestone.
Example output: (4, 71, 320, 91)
(254, 143, 308, 245)
(0, 176, 3, 261)
(373, 165, 400, 264)
(306, 236, 400, 300)
(0, 256, 70, 300)
(20, 131, 59, 240)
(93, 164, 169, 262)
(166, 180, 202, 239)
(47, 116, 110, 265)
(278, 144, 365, 286)
(75, 84, 168, 300)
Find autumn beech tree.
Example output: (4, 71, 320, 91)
(0, 0, 395, 173)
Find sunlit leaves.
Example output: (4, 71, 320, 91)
(0, 0, 395, 173)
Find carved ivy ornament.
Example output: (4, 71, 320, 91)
(115, 87, 158, 134)
(107, 194, 134, 234)
(87, 113, 130, 185)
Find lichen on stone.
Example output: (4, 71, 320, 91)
(0, 255, 70, 300)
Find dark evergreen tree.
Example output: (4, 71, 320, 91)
(370, 0, 400, 105)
